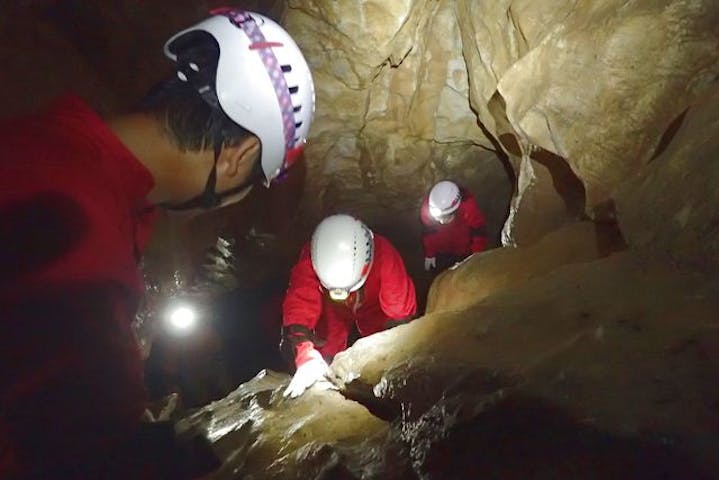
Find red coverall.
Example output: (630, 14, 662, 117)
(420, 187, 488, 261)
(0, 95, 157, 477)
(282, 234, 416, 362)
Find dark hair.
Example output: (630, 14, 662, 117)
(140, 31, 253, 153)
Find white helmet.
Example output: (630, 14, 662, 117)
(428, 180, 461, 223)
(165, 9, 315, 185)
(311, 215, 374, 301)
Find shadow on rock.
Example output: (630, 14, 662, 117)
(406, 394, 713, 479)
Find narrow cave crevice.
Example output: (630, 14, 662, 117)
(592, 199, 629, 257)
(648, 108, 689, 164)
(338, 379, 402, 423)
(486, 92, 519, 190)
(489, 90, 588, 229)
(472, 92, 518, 245)
(530, 147, 587, 220)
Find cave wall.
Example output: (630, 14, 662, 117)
(281, 0, 513, 286)
(440, 0, 719, 246)
(616, 84, 719, 271)
(280, 0, 719, 254)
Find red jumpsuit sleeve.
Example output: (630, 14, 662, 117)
(420, 196, 442, 258)
(0, 197, 147, 475)
(460, 190, 488, 253)
(2, 277, 146, 477)
(282, 244, 323, 331)
(377, 237, 417, 319)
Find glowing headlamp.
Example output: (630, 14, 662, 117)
(429, 205, 456, 225)
(329, 288, 350, 301)
(165, 303, 197, 334)
(429, 205, 443, 219)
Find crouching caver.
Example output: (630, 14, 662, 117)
(420, 180, 488, 272)
(281, 214, 417, 398)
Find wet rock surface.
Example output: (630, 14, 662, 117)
(182, 246, 719, 478)
(177, 370, 398, 479)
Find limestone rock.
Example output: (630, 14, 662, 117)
(426, 221, 624, 314)
(615, 84, 719, 270)
(495, 0, 719, 209)
(177, 370, 397, 479)
(330, 249, 719, 478)
(286, 0, 511, 252)
(188, 243, 719, 478)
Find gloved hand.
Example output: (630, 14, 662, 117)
(424, 256, 436, 271)
(283, 344, 331, 399)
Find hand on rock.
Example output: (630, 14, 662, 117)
(283, 348, 331, 399)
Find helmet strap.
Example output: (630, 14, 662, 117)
(198, 138, 223, 208)
(164, 139, 265, 211)
(164, 139, 221, 211)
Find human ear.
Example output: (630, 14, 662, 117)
(217, 136, 260, 178)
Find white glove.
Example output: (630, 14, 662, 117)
(283, 348, 331, 398)
(424, 256, 436, 271)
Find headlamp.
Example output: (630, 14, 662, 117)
(429, 205, 443, 219)
(329, 288, 350, 301)
(165, 303, 197, 334)
(430, 205, 456, 225)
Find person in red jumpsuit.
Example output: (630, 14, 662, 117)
(420, 180, 488, 272)
(0, 9, 315, 479)
(281, 214, 416, 398)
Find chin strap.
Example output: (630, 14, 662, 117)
(163, 139, 222, 211)
(164, 138, 263, 211)
(199, 139, 223, 208)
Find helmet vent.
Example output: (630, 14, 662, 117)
(190, 8, 315, 183)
